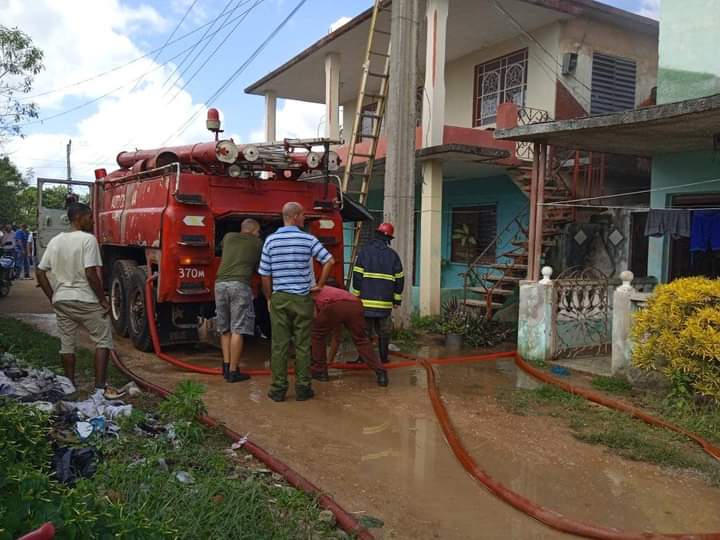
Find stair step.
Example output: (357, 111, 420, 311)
(368, 70, 389, 79)
(489, 263, 528, 271)
(485, 275, 523, 283)
(467, 287, 514, 296)
(463, 299, 505, 309)
(512, 240, 555, 248)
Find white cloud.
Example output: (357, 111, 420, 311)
(638, 0, 660, 19)
(249, 99, 327, 143)
(329, 16, 352, 33)
(1, 0, 211, 181)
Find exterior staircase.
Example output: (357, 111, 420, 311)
(462, 147, 581, 317)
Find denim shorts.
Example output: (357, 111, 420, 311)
(214, 281, 255, 335)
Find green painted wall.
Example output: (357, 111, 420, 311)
(647, 151, 720, 280)
(343, 175, 528, 310)
(657, 0, 720, 103)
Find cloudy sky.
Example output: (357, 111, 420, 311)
(1, 0, 659, 182)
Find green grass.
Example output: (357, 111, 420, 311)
(0, 318, 350, 540)
(590, 375, 633, 395)
(498, 384, 720, 487)
(0, 316, 127, 388)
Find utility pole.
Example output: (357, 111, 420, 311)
(383, 0, 420, 326)
(66, 139, 72, 181)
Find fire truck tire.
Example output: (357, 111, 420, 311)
(109, 259, 137, 337)
(127, 266, 153, 352)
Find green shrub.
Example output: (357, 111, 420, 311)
(632, 277, 720, 404)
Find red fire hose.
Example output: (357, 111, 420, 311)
(419, 356, 720, 540)
(109, 349, 374, 540)
(139, 275, 720, 538)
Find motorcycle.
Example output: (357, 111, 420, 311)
(0, 254, 15, 297)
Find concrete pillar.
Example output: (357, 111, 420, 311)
(264, 91, 277, 143)
(421, 0, 448, 147)
(420, 159, 443, 315)
(384, 0, 420, 326)
(611, 270, 635, 375)
(324, 53, 341, 140)
(517, 266, 556, 364)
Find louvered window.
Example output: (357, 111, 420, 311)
(591, 53, 636, 114)
(450, 205, 497, 264)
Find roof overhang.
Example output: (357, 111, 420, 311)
(245, 0, 656, 104)
(495, 93, 720, 156)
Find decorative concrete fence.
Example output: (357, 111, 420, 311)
(610, 270, 650, 375)
(518, 267, 651, 374)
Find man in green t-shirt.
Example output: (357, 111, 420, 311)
(215, 218, 262, 382)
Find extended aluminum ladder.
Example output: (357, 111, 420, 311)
(342, 0, 392, 286)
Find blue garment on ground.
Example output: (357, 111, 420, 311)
(690, 211, 720, 252)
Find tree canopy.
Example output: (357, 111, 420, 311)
(1, 25, 44, 140)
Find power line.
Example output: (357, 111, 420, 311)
(128, 0, 201, 95)
(13, 41, 207, 128)
(160, 0, 239, 92)
(18, 2, 240, 102)
(161, 0, 309, 145)
(167, 0, 264, 104)
(11, 1, 261, 129)
(94, 0, 262, 164)
(490, 0, 595, 107)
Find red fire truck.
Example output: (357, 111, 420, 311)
(40, 111, 365, 352)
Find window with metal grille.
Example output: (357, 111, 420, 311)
(590, 53, 636, 114)
(450, 205, 497, 264)
(473, 49, 528, 127)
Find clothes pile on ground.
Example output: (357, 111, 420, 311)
(0, 352, 140, 485)
(0, 352, 76, 404)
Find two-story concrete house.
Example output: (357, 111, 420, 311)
(245, 0, 658, 315)
(498, 0, 720, 285)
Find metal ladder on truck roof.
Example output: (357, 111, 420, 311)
(342, 0, 392, 287)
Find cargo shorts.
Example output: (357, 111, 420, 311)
(215, 281, 255, 335)
(53, 300, 113, 354)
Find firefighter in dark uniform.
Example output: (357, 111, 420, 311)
(350, 222, 404, 364)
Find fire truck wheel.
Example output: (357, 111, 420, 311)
(127, 266, 153, 352)
(109, 260, 137, 337)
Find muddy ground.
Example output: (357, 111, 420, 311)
(4, 278, 720, 539)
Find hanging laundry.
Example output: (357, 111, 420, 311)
(644, 209, 691, 239)
(690, 210, 720, 252)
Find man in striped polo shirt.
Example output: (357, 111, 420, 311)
(259, 202, 335, 402)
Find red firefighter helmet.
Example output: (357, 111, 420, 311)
(376, 222, 394, 239)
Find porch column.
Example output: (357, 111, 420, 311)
(422, 0, 448, 147)
(418, 0, 448, 316)
(420, 159, 443, 315)
(264, 91, 277, 143)
(526, 142, 547, 281)
(325, 53, 341, 140)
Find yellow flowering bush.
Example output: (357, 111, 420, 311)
(632, 277, 720, 403)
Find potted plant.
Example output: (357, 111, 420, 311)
(440, 297, 467, 349)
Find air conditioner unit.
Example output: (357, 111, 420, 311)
(562, 52, 578, 75)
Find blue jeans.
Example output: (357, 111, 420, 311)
(15, 248, 29, 277)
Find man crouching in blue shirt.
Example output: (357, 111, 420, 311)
(259, 202, 334, 402)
